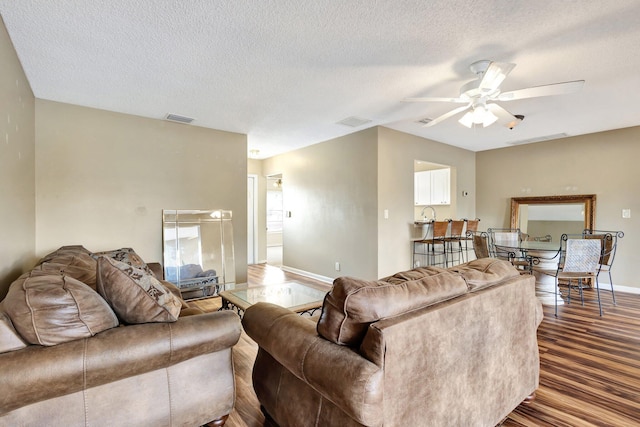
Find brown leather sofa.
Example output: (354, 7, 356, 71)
(242, 258, 543, 427)
(0, 246, 241, 426)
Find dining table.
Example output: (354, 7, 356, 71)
(493, 240, 562, 305)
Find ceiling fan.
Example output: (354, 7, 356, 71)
(404, 60, 584, 129)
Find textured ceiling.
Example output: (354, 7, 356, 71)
(2, 1, 640, 158)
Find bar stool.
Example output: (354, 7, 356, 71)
(424, 220, 449, 267)
(445, 220, 465, 266)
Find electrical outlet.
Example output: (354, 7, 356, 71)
(335, 262, 340, 271)
(622, 209, 631, 219)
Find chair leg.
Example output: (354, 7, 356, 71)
(608, 271, 617, 306)
(578, 279, 585, 306)
(595, 277, 603, 317)
(555, 277, 559, 317)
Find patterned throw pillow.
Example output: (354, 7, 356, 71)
(92, 247, 152, 274)
(96, 256, 182, 323)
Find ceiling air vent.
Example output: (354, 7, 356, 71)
(508, 133, 568, 145)
(337, 116, 372, 128)
(165, 113, 195, 124)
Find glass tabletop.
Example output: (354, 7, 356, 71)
(226, 282, 327, 309)
(519, 241, 561, 251)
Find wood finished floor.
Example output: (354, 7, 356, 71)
(195, 264, 640, 427)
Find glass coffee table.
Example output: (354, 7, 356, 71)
(219, 282, 328, 316)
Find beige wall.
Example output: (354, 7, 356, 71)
(377, 127, 476, 277)
(35, 100, 248, 283)
(0, 17, 36, 298)
(263, 128, 379, 280)
(477, 128, 640, 290)
(261, 126, 476, 280)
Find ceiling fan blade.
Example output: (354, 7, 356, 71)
(422, 104, 471, 128)
(498, 80, 585, 101)
(487, 103, 522, 128)
(478, 61, 516, 91)
(403, 97, 468, 103)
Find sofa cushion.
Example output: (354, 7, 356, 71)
(317, 268, 468, 346)
(34, 246, 97, 289)
(3, 271, 119, 346)
(96, 257, 182, 323)
(36, 245, 93, 264)
(380, 266, 450, 284)
(32, 260, 97, 290)
(448, 258, 520, 291)
(0, 307, 27, 353)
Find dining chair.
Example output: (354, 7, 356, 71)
(582, 229, 624, 308)
(462, 218, 480, 262)
(555, 234, 602, 316)
(468, 231, 490, 259)
(487, 228, 530, 273)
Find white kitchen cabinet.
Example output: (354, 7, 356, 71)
(430, 168, 450, 205)
(414, 168, 450, 205)
(414, 170, 432, 205)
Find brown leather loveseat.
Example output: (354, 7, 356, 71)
(242, 258, 543, 427)
(0, 245, 241, 426)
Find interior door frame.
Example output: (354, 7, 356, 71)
(247, 174, 258, 264)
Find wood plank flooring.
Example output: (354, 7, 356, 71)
(196, 264, 640, 427)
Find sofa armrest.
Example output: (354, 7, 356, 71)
(147, 262, 164, 280)
(242, 303, 383, 423)
(0, 310, 241, 415)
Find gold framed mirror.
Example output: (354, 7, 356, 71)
(510, 195, 596, 239)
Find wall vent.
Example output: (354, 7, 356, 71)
(508, 133, 568, 145)
(337, 116, 372, 128)
(165, 113, 195, 124)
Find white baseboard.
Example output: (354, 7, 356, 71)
(281, 265, 334, 284)
(611, 284, 640, 295)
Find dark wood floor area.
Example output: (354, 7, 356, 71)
(196, 264, 640, 427)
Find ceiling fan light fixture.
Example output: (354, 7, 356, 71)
(482, 110, 498, 127)
(458, 111, 474, 128)
(472, 104, 488, 124)
(458, 104, 498, 128)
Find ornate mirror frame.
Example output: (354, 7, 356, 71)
(510, 194, 596, 230)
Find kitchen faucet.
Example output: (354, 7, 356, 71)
(420, 205, 436, 221)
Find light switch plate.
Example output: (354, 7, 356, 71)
(622, 209, 631, 218)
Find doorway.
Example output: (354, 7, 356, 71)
(247, 175, 258, 264)
(266, 174, 283, 266)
